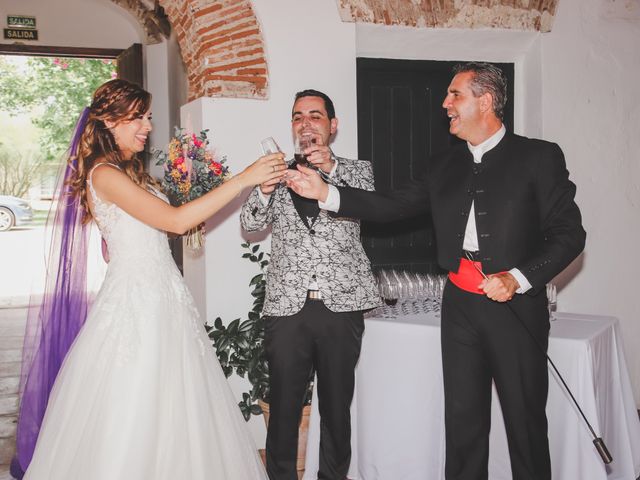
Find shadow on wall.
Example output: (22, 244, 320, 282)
(554, 251, 585, 292)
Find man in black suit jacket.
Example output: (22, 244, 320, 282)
(287, 63, 586, 480)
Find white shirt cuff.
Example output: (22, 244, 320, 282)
(327, 158, 338, 178)
(256, 187, 270, 206)
(318, 185, 340, 212)
(509, 268, 532, 294)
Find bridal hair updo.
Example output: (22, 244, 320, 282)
(67, 78, 157, 223)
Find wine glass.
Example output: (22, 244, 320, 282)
(380, 269, 398, 306)
(546, 283, 557, 320)
(386, 282, 399, 306)
(294, 135, 314, 168)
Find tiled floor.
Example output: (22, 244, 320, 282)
(0, 305, 638, 480)
(0, 307, 26, 480)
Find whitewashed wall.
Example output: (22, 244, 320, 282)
(540, 0, 640, 406)
(0, 0, 141, 49)
(181, 0, 358, 444)
(146, 33, 188, 179)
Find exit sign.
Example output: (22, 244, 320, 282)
(4, 29, 38, 40)
(7, 15, 36, 29)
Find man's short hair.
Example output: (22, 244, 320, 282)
(453, 62, 508, 121)
(293, 89, 336, 120)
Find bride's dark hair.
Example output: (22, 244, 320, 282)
(67, 78, 157, 223)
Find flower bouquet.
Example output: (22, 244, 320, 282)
(153, 127, 230, 251)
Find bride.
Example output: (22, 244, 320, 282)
(13, 79, 286, 480)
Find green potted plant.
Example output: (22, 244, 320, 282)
(206, 242, 314, 474)
(205, 241, 313, 420)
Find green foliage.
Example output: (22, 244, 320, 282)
(205, 242, 313, 421)
(0, 56, 116, 163)
(0, 141, 45, 197)
(205, 241, 269, 421)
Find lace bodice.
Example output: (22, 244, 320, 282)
(88, 163, 173, 267)
(86, 163, 204, 356)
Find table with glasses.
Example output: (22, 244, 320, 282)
(303, 304, 640, 480)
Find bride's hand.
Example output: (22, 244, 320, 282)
(239, 153, 286, 188)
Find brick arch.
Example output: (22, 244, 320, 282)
(336, 0, 559, 32)
(158, 0, 268, 101)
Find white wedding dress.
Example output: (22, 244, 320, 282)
(25, 165, 267, 480)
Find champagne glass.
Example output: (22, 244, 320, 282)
(260, 136, 281, 155)
(260, 137, 286, 185)
(377, 270, 389, 298)
(425, 274, 435, 299)
(404, 271, 418, 299)
(416, 273, 426, 299)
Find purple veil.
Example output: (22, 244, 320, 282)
(11, 108, 92, 479)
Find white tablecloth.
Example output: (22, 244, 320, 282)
(304, 310, 640, 480)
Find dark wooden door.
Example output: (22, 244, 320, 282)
(117, 43, 143, 87)
(357, 58, 514, 273)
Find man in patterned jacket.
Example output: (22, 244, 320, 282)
(240, 89, 381, 480)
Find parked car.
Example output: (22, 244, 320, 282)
(0, 195, 33, 231)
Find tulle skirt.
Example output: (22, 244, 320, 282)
(24, 268, 266, 480)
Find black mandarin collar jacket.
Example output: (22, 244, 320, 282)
(336, 133, 586, 293)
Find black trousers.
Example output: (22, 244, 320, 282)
(264, 298, 365, 480)
(441, 280, 551, 480)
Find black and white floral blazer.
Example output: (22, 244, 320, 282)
(240, 156, 382, 317)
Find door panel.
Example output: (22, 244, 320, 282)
(117, 43, 143, 87)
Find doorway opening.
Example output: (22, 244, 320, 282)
(0, 44, 141, 306)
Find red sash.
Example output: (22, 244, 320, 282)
(448, 258, 485, 295)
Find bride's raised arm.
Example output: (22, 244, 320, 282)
(90, 152, 285, 234)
